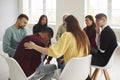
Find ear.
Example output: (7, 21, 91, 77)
(102, 17, 106, 22)
(17, 19, 21, 23)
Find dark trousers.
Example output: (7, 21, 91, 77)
(86, 75, 91, 80)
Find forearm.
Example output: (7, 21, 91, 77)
(8, 49, 16, 57)
(3, 45, 15, 57)
(33, 44, 48, 55)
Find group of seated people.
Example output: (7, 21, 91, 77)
(2, 13, 118, 80)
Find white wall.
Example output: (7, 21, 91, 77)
(25, 0, 85, 42)
(112, 28, 120, 42)
(0, 0, 120, 43)
(0, 0, 19, 41)
(25, 0, 120, 43)
(56, 0, 85, 28)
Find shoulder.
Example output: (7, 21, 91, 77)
(6, 26, 13, 31)
(5, 26, 14, 33)
(101, 26, 116, 38)
(33, 24, 38, 29)
(59, 24, 64, 27)
(61, 32, 73, 38)
(24, 34, 36, 40)
(102, 26, 114, 34)
(47, 26, 53, 30)
(21, 35, 36, 43)
(58, 24, 64, 29)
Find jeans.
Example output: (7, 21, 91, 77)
(57, 56, 65, 71)
(29, 64, 57, 80)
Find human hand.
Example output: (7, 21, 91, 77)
(46, 60, 50, 64)
(24, 41, 36, 49)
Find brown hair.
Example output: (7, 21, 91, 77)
(17, 14, 29, 20)
(84, 15, 96, 37)
(95, 13, 107, 19)
(65, 15, 90, 55)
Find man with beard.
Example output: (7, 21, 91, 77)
(3, 14, 29, 57)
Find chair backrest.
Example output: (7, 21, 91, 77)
(4, 56, 28, 80)
(105, 46, 119, 68)
(59, 55, 92, 80)
(0, 54, 9, 80)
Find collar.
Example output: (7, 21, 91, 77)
(99, 24, 108, 34)
(101, 24, 108, 31)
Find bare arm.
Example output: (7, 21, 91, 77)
(24, 41, 48, 55)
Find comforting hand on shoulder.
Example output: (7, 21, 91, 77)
(24, 41, 36, 49)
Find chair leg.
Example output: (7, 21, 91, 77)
(103, 69, 110, 80)
(90, 67, 92, 77)
(91, 68, 100, 80)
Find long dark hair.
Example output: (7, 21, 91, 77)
(84, 15, 96, 37)
(65, 15, 90, 55)
(37, 14, 48, 26)
(33, 15, 48, 34)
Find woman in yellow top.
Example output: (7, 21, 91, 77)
(24, 15, 90, 64)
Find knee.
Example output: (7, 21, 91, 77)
(52, 64, 57, 70)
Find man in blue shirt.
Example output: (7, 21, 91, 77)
(3, 14, 29, 57)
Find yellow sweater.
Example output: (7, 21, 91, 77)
(48, 32, 87, 64)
